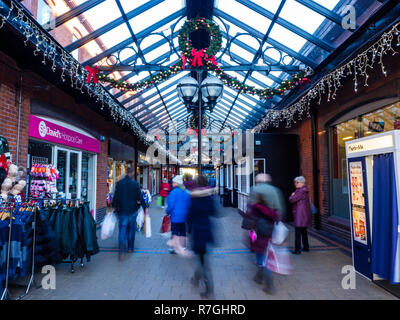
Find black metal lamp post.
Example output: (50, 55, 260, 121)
(177, 73, 223, 176)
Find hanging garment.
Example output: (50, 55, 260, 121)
(82, 204, 99, 262)
(372, 153, 400, 284)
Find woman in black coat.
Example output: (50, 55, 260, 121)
(187, 175, 216, 299)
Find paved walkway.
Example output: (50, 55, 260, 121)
(12, 197, 397, 300)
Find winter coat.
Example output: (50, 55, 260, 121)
(289, 185, 312, 227)
(249, 204, 279, 254)
(166, 185, 191, 223)
(160, 183, 171, 197)
(112, 176, 147, 215)
(82, 204, 99, 260)
(187, 187, 215, 254)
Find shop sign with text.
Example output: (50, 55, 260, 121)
(29, 115, 99, 153)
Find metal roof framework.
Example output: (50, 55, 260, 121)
(23, 0, 383, 132)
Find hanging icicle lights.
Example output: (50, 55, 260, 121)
(253, 21, 400, 131)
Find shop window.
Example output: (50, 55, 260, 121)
(238, 159, 250, 195)
(253, 159, 266, 183)
(330, 101, 400, 220)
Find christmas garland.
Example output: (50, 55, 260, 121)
(189, 115, 207, 130)
(89, 17, 310, 101)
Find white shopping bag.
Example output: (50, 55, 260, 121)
(136, 207, 145, 230)
(145, 215, 152, 238)
(100, 211, 117, 240)
(272, 221, 289, 245)
(266, 243, 294, 275)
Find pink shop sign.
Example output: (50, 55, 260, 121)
(29, 115, 100, 153)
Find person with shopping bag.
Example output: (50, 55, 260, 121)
(112, 166, 147, 261)
(289, 176, 312, 254)
(247, 173, 283, 294)
(159, 178, 171, 208)
(166, 175, 191, 256)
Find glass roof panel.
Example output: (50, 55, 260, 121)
(279, 0, 328, 35)
(216, 0, 271, 34)
(249, 0, 283, 14)
(128, 0, 183, 34)
(119, 0, 153, 12)
(312, 0, 341, 10)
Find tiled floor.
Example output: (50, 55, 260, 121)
(10, 197, 397, 300)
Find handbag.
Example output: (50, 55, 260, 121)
(309, 199, 318, 215)
(161, 214, 171, 233)
(272, 222, 289, 245)
(265, 242, 294, 275)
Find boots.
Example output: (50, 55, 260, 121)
(263, 275, 276, 295)
(200, 269, 214, 299)
(253, 267, 264, 284)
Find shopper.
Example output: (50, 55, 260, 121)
(289, 176, 312, 254)
(159, 178, 170, 208)
(248, 173, 286, 220)
(112, 166, 147, 261)
(187, 175, 216, 298)
(166, 175, 191, 256)
(247, 173, 280, 294)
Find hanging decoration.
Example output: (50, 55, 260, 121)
(88, 16, 309, 101)
(0, 0, 182, 163)
(189, 115, 207, 130)
(253, 20, 400, 131)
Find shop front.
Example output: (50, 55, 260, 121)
(137, 151, 150, 190)
(28, 114, 99, 215)
(329, 100, 400, 224)
(107, 138, 134, 205)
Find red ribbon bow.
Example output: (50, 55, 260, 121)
(204, 54, 218, 66)
(85, 65, 99, 84)
(191, 49, 205, 67)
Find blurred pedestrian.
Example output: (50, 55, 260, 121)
(166, 175, 191, 256)
(246, 173, 282, 294)
(112, 166, 147, 261)
(248, 173, 286, 220)
(183, 174, 196, 191)
(289, 176, 312, 254)
(188, 175, 216, 298)
(208, 176, 216, 188)
(160, 178, 171, 208)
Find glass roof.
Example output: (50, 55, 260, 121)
(21, 0, 383, 132)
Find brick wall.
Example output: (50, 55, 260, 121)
(0, 54, 30, 171)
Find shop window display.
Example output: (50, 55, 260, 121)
(331, 102, 400, 220)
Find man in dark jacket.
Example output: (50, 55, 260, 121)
(112, 166, 147, 260)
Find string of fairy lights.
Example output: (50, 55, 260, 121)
(253, 20, 400, 131)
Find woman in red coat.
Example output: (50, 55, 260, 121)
(159, 178, 171, 208)
(289, 176, 312, 254)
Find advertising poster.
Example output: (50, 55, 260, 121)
(349, 161, 365, 206)
(352, 209, 367, 244)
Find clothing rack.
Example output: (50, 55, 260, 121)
(0, 198, 15, 300)
(15, 199, 42, 300)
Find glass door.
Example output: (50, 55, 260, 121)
(54, 146, 82, 199)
